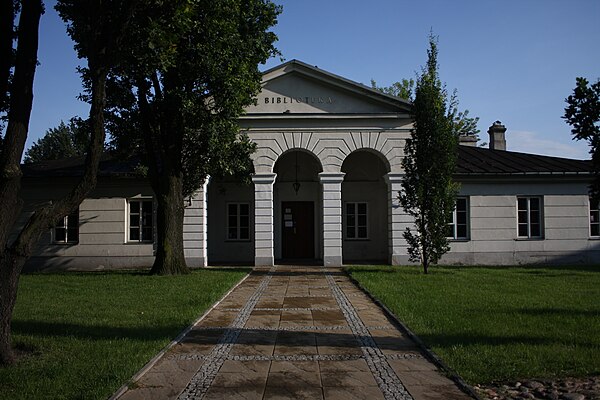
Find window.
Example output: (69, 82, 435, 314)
(129, 199, 153, 242)
(346, 202, 368, 239)
(447, 197, 469, 240)
(53, 209, 79, 244)
(517, 197, 543, 238)
(590, 198, 600, 237)
(227, 203, 250, 240)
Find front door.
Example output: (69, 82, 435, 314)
(282, 201, 314, 259)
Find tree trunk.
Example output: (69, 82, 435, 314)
(0, 0, 43, 365)
(150, 174, 190, 275)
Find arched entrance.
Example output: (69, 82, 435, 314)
(273, 150, 323, 262)
(341, 150, 389, 263)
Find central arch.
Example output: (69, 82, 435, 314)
(273, 149, 323, 262)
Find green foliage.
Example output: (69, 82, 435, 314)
(0, 269, 247, 399)
(102, 0, 280, 196)
(23, 117, 90, 163)
(371, 78, 480, 140)
(371, 78, 414, 100)
(399, 34, 459, 273)
(563, 77, 600, 200)
(348, 265, 600, 384)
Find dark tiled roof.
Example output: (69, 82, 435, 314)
(22, 147, 592, 178)
(21, 154, 142, 178)
(456, 146, 591, 175)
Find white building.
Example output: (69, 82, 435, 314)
(19, 60, 599, 270)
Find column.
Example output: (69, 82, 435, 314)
(319, 172, 345, 267)
(385, 173, 411, 265)
(252, 173, 277, 266)
(183, 178, 209, 268)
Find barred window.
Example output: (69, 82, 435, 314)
(447, 197, 469, 240)
(54, 209, 79, 244)
(129, 199, 153, 242)
(227, 203, 250, 240)
(346, 202, 368, 239)
(517, 197, 543, 238)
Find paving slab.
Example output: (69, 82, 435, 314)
(114, 265, 474, 400)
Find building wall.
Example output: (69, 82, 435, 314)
(440, 180, 600, 265)
(206, 179, 255, 264)
(19, 177, 157, 271)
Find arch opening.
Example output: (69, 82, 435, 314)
(341, 150, 389, 263)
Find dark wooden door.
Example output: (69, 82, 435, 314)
(282, 201, 314, 259)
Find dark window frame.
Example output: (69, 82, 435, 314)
(448, 197, 469, 240)
(53, 209, 79, 244)
(590, 197, 600, 237)
(128, 199, 154, 243)
(227, 203, 250, 241)
(345, 202, 368, 240)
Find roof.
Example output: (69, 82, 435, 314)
(21, 154, 143, 178)
(456, 146, 591, 176)
(21, 147, 591, 178)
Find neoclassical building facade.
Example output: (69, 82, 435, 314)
(19, 60, 599, 270)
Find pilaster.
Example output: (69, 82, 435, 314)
(252, 173, 277, 266)
(183, 178, 209, 267)
(385, 173, 412, 265)
(319, 172, 345, 267)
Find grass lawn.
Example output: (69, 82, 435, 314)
(0, 268, 248, 400)
(347, 265, 600, 385)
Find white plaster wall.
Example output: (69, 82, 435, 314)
(206, 180, 255, 264)
(442, 181, 600, 265)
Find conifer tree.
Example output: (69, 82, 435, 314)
(399, 34, 459, 274)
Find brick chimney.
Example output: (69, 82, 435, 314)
(488, 121, 507, 151)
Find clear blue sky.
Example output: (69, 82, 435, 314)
(28, 0, 599, 159)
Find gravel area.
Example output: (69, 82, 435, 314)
(476, 376, 600, 400)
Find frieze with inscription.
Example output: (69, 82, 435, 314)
(262, 96, 334, 105)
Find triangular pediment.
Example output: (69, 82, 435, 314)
(244, 60, 411, 115)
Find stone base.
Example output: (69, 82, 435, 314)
(323, 255, 343, 267)
(255, 256, 274, 266)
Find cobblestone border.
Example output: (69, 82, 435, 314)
(167, 353, 424, 362)
(324, 270, 414, 400)
(344, 271, 480, 400)
(177, 268, 275, 400)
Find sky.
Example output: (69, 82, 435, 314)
(26, 0, 600, 159)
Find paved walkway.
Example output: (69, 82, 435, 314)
(116, 266, 472, 400)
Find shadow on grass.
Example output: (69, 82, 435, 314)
(12, 320, 183, 341)
(513, 308, 600, 318)
(417, 332, 596, 349)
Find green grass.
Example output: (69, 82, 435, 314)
(0, 268, 248, 400)
(347, 265, 600, 384)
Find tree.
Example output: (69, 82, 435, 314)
(103, 0, 280, 275)
(371, 79, 480, 139)
(563, 77, 600, 200)
(24, 117, 90, 163)
(0, 0, 136, 365)
(399, 34, 459, 274)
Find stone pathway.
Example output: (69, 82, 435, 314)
(115, 266, 473, 400)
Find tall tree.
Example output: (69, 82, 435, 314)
(399, 34, 459, 274)
(0, 0, 136, 365)
(104, 0, 280, 275)
(24, 117, 90, 163)
(563, 77, 600, 200)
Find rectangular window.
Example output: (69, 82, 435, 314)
(53, 209, 79, 244)
(447, 197, 469, 240)
(590, 197, 600, 237)
(346, 202, 368, 239)
(517, 197, 543, 238)
(227, 203, 250, 240)
(129, 199, 153, 242)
